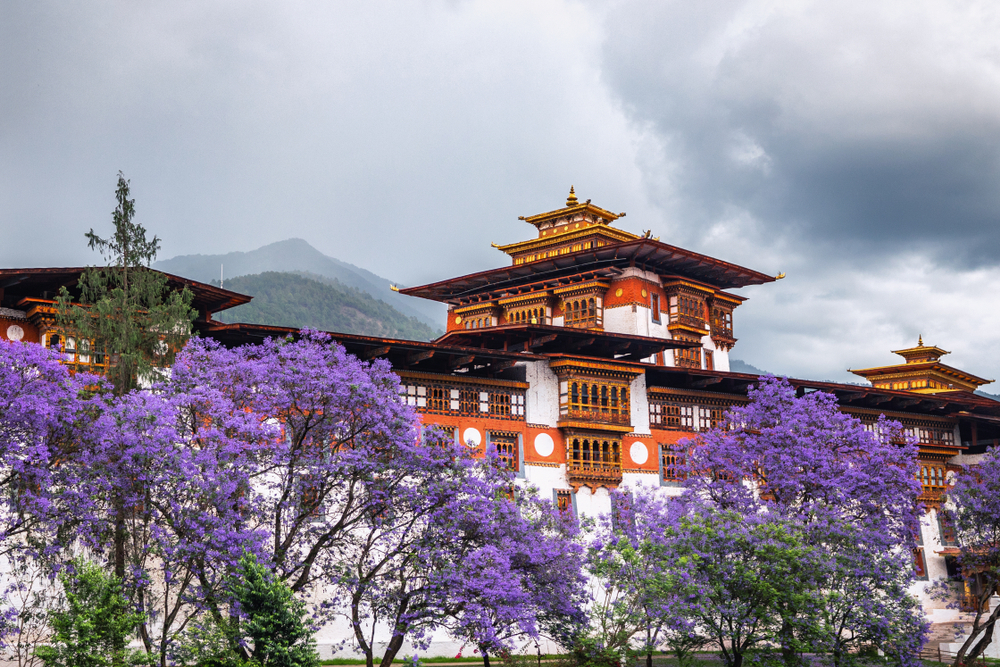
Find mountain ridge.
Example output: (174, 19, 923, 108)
(153, 238, 445, 329)
(212, 271, 442, 341)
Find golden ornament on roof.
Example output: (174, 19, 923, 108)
(566, 186, 578, 207)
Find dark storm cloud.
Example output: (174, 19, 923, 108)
(600, 0, 1000, 267)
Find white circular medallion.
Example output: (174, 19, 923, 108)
(534, 433, 555, 457)
(462, 427, 482, 448)
(629, 441, 649, 465)
(6, 325, 24, 342)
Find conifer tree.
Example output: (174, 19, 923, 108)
(57, 171, 195, 396)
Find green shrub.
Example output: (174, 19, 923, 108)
(35, 558, 149, 667)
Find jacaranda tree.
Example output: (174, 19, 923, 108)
(944, 446, 1000, 667)
(0, 340, 103, 647)
(434, 474, 587, 667)
(673, 376, 926, 667)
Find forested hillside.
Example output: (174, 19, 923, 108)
(154, 238, 445, 329)
(214, 272, 442, 341)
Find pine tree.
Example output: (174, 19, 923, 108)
(57, 171, 195, 395)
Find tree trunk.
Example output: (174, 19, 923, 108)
(955, 604, 1000, 667)
(483, 649, 491, 667)
(779, 619, 797, 667)
(646, 651, 653, 667)
(112, 500, 126, 667)
(379, 631, 407, 667)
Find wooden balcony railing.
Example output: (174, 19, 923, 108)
(567, 461, 623, 490)
(562, 408, 631, 426)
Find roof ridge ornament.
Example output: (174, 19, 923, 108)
(919, 334, 923, 346)
(566, 186, 578, 207)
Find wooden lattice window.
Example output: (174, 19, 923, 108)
(919, 462, 947, 492)
(568, 437, 621, 468)
(674, 341, 702, 369)
(668, 294, 707, 327)
(660, 446, 685, 482)
(565, 380, 629, 424)
(563, 297, 599, 328)
(697, 406, 724, 431)
(938, 512, 958, 546)
(711, 307, 733, 337)
(555, 489, 574, 515)
(491, 433, 519, 472)
(399, 382, 524, 420)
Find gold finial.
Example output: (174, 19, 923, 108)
(566, 186, 578, 207)
(918, 334, 923, 346)
(390, 284, 399, 292)
(775, 272, 786, 280)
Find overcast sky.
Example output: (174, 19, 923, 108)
(3, 0, 1000, 386)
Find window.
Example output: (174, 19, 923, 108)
(660, 446, 685, 483)
(697, 406, 724, 431)
(651, 293, 660, 323)
(673, 336, 702, 369)
(704, 350, 714, 370)
(554, 489, 575, 517)
(563, 380, 629, 424)
(563, 297, 600, 328)
(649, 400, 693, 430)
(398, 381, 525, 420)
(938, 512, 958, 546)
(913, 548, 928, 580)
(491, 433, 520, 472)
(711, 307, 733, 338)
(567, 437, 621, 471)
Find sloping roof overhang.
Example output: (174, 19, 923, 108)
(400, 239, 776, 303)
(645, 366, 1000, 420)
(0, 267, 251, 318)
(435, 324, 697, 361)
(197, 321, 544, 375)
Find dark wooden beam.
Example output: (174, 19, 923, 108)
(526, 333, 559, 349)
(567, 337, 597, 351)
(406, 350, 435, 365)
(449, 355, 476, 369)
(363, 345, 391, 360)
(488, 359, 519, 372)
(692, 376, 723, 388)
(837, 391, 868, 402)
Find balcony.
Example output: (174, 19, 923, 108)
(558, 408, 632, 432)
(566, 461, 623, 491)
(918, 486, 945, 508)
(668, 313, 709, 333)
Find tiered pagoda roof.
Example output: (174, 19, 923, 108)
(850, 337, 993, 394)
(400, 189, 776, 304)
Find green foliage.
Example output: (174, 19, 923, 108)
(56, 171, 195, 394)
(570, 635, 635, 667)
(213, 271, 441, 341)
(228, 554, 320, 667)
(170, 618, 244, 667)
(174, 555, 319, 666)
(34, 558, 149, 667)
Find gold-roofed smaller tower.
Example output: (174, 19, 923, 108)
(850, 337, 993, 394)
(501, 187, 637, 265)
